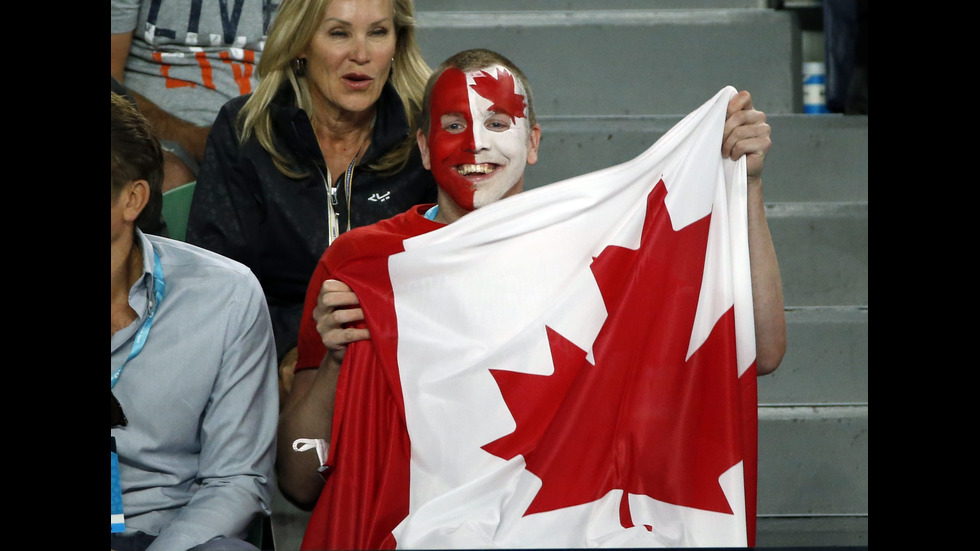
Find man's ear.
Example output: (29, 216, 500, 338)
(417, 129, 431, 170)
(525, 123, 542, 166)
(121, 179, 150, 223)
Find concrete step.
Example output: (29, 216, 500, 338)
(757, 405, 868, 519)
(758, 516, 868, 548)
(525, 114, 869, 203)
(759, 307, 868, 405)
(755, 316, 868, 548)
(768, 202, 867, 307)
(416, 9, 803, 115)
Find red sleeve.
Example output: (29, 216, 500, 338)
(295, 257, 331, 372)
(296, 208, 433, 373)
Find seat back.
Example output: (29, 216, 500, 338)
(161, 182, 196, 242)
(246, 514, 274, 550)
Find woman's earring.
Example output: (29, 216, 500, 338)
(291, 58, 307, 77)
(390, 57, 395, 77)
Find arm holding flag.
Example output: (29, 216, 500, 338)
(276, 275, 374, 508)
(276, 263, 349, 510)
(314, 279, 371, 359)
(723, 91, 786, 375)
(277, 354, 340, 509)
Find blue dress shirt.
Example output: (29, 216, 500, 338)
(110, 230, 278, 550)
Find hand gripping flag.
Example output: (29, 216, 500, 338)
(304, 86, 758, 549)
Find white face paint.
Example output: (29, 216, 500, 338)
(426, 65, 532, 211)
(466, 66, 531, 208)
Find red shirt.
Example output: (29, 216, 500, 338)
(295, 204, 442, 550)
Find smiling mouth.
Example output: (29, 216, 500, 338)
(456, 163, 499, 176)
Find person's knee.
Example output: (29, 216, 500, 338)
(162, 150, 197, 193)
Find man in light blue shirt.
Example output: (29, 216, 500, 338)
(111, 91, 278, 551)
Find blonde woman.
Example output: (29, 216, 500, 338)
(188, 0, 436, 370)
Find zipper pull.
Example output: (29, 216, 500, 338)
(330, 184, 339, 206)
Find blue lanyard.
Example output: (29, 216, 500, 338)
(111, 250, 165, 389)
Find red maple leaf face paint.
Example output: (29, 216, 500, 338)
(426, 65, 531, 211)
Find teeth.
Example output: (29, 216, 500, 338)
(456, 163, 495, 175)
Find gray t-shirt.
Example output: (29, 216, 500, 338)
(111, 0, 278, 127)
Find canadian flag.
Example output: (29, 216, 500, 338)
(303, 86, 758, 549)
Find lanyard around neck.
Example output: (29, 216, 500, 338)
(111, 250, 165, 389)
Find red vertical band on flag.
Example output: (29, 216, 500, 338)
(299, 210, 442, 550)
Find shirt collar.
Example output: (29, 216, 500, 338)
(128, 229, 157, 319)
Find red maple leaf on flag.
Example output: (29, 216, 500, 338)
(470, 69, 527, 123)
(482, 179, 751, 530)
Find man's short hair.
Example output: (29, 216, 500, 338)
(110, 92, 164, 228)
(419, 48, 536, 137)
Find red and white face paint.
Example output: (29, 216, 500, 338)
(425, 65, 532, 211)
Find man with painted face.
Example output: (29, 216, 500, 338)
(279, 48, 785, 549)
(277, 48, 542, 548)
(415, 49, 541, 221)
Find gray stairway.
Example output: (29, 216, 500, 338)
(271, 2, 868, 548)
(415, 7, 803, 115)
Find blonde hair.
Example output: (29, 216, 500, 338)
(238, 0, 431, 178)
